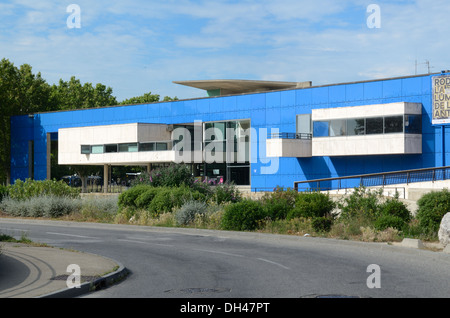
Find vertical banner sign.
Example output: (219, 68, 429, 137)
(432, 75, 450, 124)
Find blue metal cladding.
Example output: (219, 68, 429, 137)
(9, 73, 448, 190)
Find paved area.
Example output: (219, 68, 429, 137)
(0, 242, 127, 298)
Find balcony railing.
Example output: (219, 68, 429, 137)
(268, 132, 312, 140)
(294, 166, 450, 192)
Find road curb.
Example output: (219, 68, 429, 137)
(400, 238, 424, 249)
(39, 258, 129, 298)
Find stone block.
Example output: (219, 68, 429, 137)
(438, 212, 450, 247)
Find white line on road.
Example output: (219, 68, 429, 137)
(117, 238, 174, 248)
(46, 232, 99, 239)
(257, 258, 290, 270)
(193, 248, 245, 258)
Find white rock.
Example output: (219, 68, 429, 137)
(438, 212, 450, 247)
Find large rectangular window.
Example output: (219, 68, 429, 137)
(384, 116, 404, 134)
(105, 144, 118, 153)
(405, 115, 422, 134)
(119, 143, 139, 152)
(91, 145, 104, 154)
(139, 143, 154, 152)
(81, 145, 91, 154)
(313, 121, 329, 137)
(156, 143, 168, 151)
(366, 117, 383, 135)
(346, 118, 365, 136)
(329, 119, 347, 137)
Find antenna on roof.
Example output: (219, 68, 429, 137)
(415, 60, 434, 74)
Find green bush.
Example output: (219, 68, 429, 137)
(79, 196, 118, 221)
(338, 186, 382, 222)
(118, 184, 153, 209)
(374, 214, 406, 231)
(416, 189, 450, 233)
(261, 187, 297, 220)
(135, 187, 161, 210)
(311, 216, 333, 233)
(264, 197, 293, 220)
(221, 199, 267, 231)
(213, 183, 241, 205)
(147, 187, 197, 216)
(132, 164, 194, 187)
(0, 195, 81, 218)
(287, 192, 335, 220)
(7, 179, 79, 201)
(175, 200, 209, 226)
(378, 198, 411, 222)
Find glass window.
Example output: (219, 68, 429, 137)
(81, 145, 91, 154)
(329, 119, 347, 137)
(313, 121, 329, 137)
(296, 114, 312, 135)
(119, 143, 139, 152)
(405, 115, 422, 134)
(105, 144, 118, 153)
(366, 117, 383, 135)
(156, 143, 168, 151)
(91, 145, 104, 154)
(347, 118, 365, 135)
(384, 116, 403, 134)
(139, 143, 154, 152)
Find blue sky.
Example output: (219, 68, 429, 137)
(0, 0, 448, 102)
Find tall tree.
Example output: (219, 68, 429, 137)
(50, 76, 117, 110)
(120, 92, 178, 105)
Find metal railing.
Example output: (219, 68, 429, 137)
(294, 166, 450, 192)
(268, 132, 312, 140)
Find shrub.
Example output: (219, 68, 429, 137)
(213, 183, 241, 205)
(287, 192, 335, 220)
(264, 197, 293, 220)
(261, 187, 297, 220)
(378, 198, 411, 222)
(175, 200, 209, 226)
(338, 186, 382, 222)
(0, 195, 81, 218)
(147, 187, 175, 216)
(416, 189, 450, 233)
(191, 180, 214, 198)
(118, 184, 153, 209)
(221, 199, 267, 231)
(374, 214, 406, 231)
(79, 196, 118, 222)
(0, 184, 7, 202)
(146, 186, 199, 216)
(132, 164, 194, 188)
(7, 179, 79, 200)
(311, 216, 334, 233)
(135, 187, 161, 210)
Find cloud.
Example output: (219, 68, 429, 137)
(0, 0, 449, 102)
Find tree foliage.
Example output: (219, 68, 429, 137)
(0, 58, 177, 184)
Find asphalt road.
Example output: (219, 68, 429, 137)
(1, 218, 450, 299)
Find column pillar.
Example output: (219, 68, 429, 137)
(104, 164, 109, 193)
(46, 133, 51, 180)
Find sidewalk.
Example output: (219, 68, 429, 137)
(0, 242, 128, 298)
